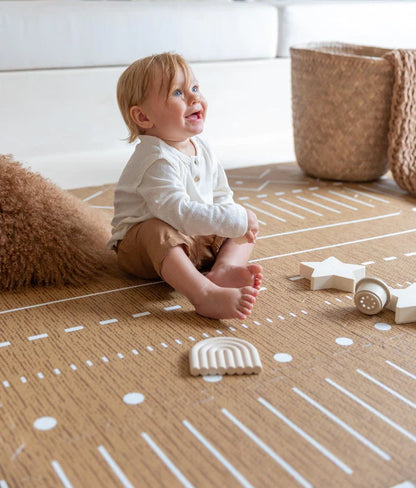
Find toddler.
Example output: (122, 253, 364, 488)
(108, 52, 262, 320)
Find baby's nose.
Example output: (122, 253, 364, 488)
(189, 91, 200, 102)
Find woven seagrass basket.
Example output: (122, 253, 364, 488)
(291, 43, 394, 182)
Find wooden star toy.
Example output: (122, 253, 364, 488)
(386, 283, 416, 324)
(299, 256, 366, 292)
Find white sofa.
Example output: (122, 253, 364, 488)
(1, 0, 416, 188)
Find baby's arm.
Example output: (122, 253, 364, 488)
(139, 159, 248, 238)
(212, 159, 258, 243)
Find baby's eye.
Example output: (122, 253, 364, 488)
(191, 85, 199, 93)
(173, 89, 182, 96)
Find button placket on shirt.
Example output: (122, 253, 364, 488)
(192, 156, 200, 183)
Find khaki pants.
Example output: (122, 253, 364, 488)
(116, 218, 227, 279)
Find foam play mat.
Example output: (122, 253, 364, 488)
(1, 162, 416, 487)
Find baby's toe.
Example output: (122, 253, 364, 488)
(241, 286, 259, 298)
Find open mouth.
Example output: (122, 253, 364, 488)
(186, 110, 203, 121)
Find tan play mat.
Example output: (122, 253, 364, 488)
(1, 162, 416, 487)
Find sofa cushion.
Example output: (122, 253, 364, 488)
(0, 0, 278, 71)
(277, 1, 416, 57)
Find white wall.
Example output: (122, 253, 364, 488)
(1, 59, 294, 188)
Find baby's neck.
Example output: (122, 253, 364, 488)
(162, 137, 196, 157)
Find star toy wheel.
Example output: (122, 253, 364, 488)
(354, 277, 391, 315)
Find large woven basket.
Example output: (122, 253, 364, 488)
(291, 43, 394, 182)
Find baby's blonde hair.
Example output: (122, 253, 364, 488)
(117, 52, 192, 143)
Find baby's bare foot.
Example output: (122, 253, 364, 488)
(206, 264, 263, 290)
(192, 283, 259, 320)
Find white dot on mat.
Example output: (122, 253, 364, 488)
(203, 375, 222, 383)
(274, 353, 293, 363)
(123, 392, 145, 405)
(375, 322, 392, 331)
(335, 337, 353, 346)
(33, 416, 57, 431)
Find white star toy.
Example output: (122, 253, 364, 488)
(299, 256, 366, 292)
(386, 283, 416, 324)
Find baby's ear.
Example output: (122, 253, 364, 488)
(130, 106, 153, 130)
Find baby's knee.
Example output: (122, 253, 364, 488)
(116, 218, 189, 279)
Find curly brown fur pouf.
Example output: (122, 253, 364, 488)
(0, 154, 112, 289)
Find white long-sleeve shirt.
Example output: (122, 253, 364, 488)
(107, 135, 248, 250)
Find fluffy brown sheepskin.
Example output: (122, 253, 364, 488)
(0, 154, 113, 289)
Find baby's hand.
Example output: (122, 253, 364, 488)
(245, 208, 259, 243)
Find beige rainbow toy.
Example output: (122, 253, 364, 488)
(189, 337, 262, 376)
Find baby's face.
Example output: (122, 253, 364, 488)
(142, 67, 207, 142)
